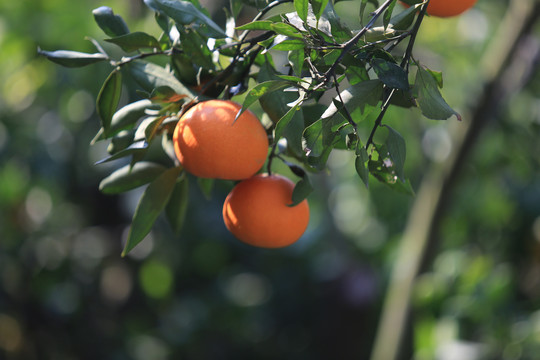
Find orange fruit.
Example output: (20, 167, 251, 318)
(173, 100, 269, 180)
(401, 0, 477, 18)
(222, 174, 310, 248)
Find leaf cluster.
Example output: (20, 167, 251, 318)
(39, 0, 460, 255)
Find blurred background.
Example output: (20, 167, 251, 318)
(1, 0, 540, 359)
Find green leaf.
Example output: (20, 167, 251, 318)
(371, 58, 409, 90)
(294, 0, 309, 22)
(99, 162, 167, 194)
(355, 144, 369, 187)
(414, 65, 461, 121)
(97, 69, 123, 134)
(311, 0, 330, 20)
(106, 99, 158, 138)
(288, 50, 304, 77)
(291, 175, 313, 206)
(235, 20, 274, 31)
(95, 140, 148, 165)
(126, 60, 195, 98)
(383, 0, 397, 29)
(123, 166, 183, 256)
(165, 176, 189, 236)
(105, 32, 161, 52)
(390, 3, 418, 30)
(92, 6, 130, 37)
(270, 35, 305, 51)
(271, 22, 303, 39)
(197, 177, 214, 200)
(321, 79, 383, 121)
(275, 103, 301, 140)
(384, 125, 406, 181)
(153, 0, 227, 38)
(107, 130, 135, 154)
(237, 80, 291, 120)
(38, 48, 107, 68)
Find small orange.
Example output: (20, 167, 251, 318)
(173, 100, 268, 180)
(401, 0, 477, 18)
(222, 174, 310, 248)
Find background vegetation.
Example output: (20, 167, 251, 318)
(1, 0, 539, 359)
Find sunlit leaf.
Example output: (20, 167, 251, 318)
(294, 0, 309, 22)
(123, 166, 183, 256)
(95, 141, 148, 164)
(152, 0, 227, 38)
(311, 0, 330, 20)
(38, 48, 107, 68)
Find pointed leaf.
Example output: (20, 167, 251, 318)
(291, 175, 313, 206)
(165, 176, 189, 236)
(355, 145, 369, 187)
(372, 58, 409, 90)
(97, 69, 122, 133)
(126, 60, 195, 98)
(237, 80, 291, 120)
(38, 48, 107, 68)
(105, 32, 161, 52)
(95, 140, 148, 164)
(383, 0, 397, 29)
(93, 6, 130, 37)
(99, 162, 167, 194)
(123, 166, 183, 256)
(153, 0, 226, 38)
(414, 65, 461, 120)
(311, 0, 330, 20)
(294, 0, 309, 22)
(235, 20, 274, 31)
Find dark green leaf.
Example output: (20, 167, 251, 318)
(294, 0, 309, 22)
(355, 145, 370, 187)
(105, 32, 161, 52)
(291, 175, 313, 206)
(237, 80, 291, 120)
(165, 176, 189, 236)
(92, 6, 130, 37)
(288, 50, 304, 77)
(197, 177, 214, 200)
(126, 60, 195, 98)
(107, 130, 135, 154)
(99, 162, 167, 194)
(384, 125, 406, 181)
(390, 3, 418, 30)
(372, 58, 409, 90)
(153, 0, 227, 38)
(275, 103, 301, 140)
(414, 65, 461, 120)
(38, 48, 107, 68)
(95, 140, 148, 164)
(97, 69, 123, 133)
(108, 99, 158, 138)
(123, 166, 183, 256)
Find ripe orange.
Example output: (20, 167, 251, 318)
(222, 174, 310, 248)
(401, 0, 477, 18)
(173, 100, 269, 180)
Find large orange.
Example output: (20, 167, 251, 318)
(173, 100, 269, 180)
(401, 0, 477, 18)
(222, 174, 310, 248)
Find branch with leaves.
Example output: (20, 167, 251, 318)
(39, 0, 460, 255)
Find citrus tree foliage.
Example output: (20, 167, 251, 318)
(40, 0, 459, 255)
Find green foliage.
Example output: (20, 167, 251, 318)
(38, 0, 459, 255)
